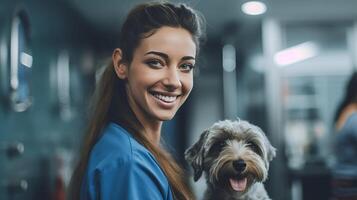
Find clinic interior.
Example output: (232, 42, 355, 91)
(1, 0, 357, 199)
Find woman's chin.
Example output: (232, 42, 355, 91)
(158, 114, 175, 121)
(154, 111, 178, 121)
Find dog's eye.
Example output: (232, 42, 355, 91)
(209, 141, 226, 153)
(247, 142, 261, 155)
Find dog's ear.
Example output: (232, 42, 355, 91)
(258, 128, 276, 162)
(185, 130, 209, 182)
(267, 143, 276, 162)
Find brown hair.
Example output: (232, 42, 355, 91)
(334, 71, 357, 123)
(69, 2, 205, 200)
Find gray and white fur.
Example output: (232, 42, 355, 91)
(185, 120, 276, 200)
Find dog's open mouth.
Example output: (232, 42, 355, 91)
(229, 177, 247, 192)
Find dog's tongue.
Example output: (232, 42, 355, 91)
(229, 177, 247, 192)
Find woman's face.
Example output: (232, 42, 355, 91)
(123, 27, 196, 122)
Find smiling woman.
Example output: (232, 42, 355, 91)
(69, 2, 205, 200)
(112, 27, 196, 133)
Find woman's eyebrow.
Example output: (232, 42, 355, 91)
(145, 51, 195, 62)
(182, 56, 195, 61)
(145, 51, 169, 60)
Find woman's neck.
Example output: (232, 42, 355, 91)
(131, 108, 163, 145)
(141, 119, 163, 145)
(126, 91, 163, 145)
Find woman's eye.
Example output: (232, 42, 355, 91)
(146, 59, 164, 68)
(179, 63, 194, 72)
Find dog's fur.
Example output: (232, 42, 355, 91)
(185, 120, 276, 200)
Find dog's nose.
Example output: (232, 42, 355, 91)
(233, 160, 246, 172)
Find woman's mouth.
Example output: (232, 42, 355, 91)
(152, 93, 177, 103)
(150, 91, 180, 105)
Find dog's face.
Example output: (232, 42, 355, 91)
(185, 120, 276, 196)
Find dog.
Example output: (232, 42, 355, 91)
(185, 120, 276, 200)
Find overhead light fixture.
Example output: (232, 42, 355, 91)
(274, 41, 319, 67)
(241, 1, 267, 16)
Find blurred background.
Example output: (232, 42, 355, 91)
(1, 0, 357, 199)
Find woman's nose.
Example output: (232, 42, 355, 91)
(163, 67, 182, 90)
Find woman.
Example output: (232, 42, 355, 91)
(69, 2, 205, 200)
(333, 71, 357, 165)
(334, 72, 357, 131)
(332, 71, 357, 199)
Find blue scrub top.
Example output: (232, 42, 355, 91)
(335, 113, 357, 166)
(80, 122, 174, 200)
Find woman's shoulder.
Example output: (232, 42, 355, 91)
(347, 112, 357, 121)
(82, 123, 172, 200)
(88, 122, 160, 172)
(343, 112, 357, 130)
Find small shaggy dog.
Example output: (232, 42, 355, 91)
(185, 120, 276, 200)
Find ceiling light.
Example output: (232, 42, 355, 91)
(241, 1, 267, 16)
(274, 41, 319, 67)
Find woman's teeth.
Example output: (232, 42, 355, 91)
(153, 93, 177, 103)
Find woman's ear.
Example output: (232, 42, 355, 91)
(112, 48, 127, 80)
